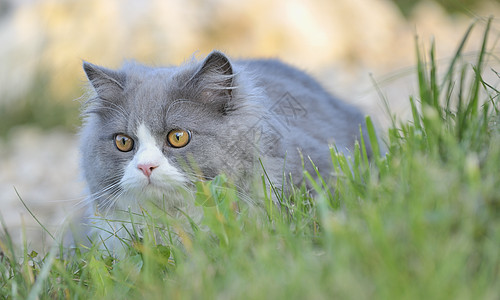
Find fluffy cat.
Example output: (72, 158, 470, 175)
(80, 50, 371, 250)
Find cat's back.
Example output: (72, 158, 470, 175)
(236, 58, 368, 150)
(236, 58, 329, 98)
(231, 58, 370, 177)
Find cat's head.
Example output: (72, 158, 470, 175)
(80, 51, 264, 213)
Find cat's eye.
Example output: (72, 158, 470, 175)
(167, 129, 191, 148)
(114, 134, 134, 152)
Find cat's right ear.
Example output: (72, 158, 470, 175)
(83, 62, 125, 96)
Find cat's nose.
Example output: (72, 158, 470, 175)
(137, 163, 158, 177)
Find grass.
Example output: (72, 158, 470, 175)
(1, 19, 499, 299)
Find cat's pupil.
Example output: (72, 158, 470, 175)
(175, 133, 182, 141)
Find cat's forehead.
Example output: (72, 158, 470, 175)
(89, 59, 226, 136)
(126, 67, 173, 97)
(122, 68, 182, 121)
(121, 66, 211, 134)
(123, 62, 193, 90)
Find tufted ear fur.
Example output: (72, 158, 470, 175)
(83, 62, 127, 116)
(187, 51, 235, 108)
(83, 61, 125, 97)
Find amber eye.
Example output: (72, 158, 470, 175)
(167, 129, 191, 148)
(114, 134, 134, 152)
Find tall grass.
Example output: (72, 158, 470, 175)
(1, 20, 499, 299)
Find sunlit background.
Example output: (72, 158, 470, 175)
(0, 0, 499, 249)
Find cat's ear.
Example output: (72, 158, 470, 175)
(188, 51, 235, 105)
(83, 62, 125, 96)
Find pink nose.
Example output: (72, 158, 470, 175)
(137, 163, 158, 177)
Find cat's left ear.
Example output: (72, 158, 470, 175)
(189, 51, 235, 105)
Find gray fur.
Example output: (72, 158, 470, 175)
(80, 50, 371, 218)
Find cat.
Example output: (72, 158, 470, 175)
(79, 50, 371, 251)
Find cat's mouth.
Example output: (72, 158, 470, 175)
(121, 178, 180, 202)
(143, 176, 166, 189)
(135, 173, 186, 194)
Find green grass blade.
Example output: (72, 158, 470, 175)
(14, 187, 56, 241)
(467, 17, 492, 118)
(440, 21, 476, 89)
(365, 116, 381, 159)
(26, 248, 57, 300)
(430, 39, 441, 117)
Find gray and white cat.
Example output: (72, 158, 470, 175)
(80, 50, 370, 248)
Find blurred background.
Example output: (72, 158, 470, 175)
(0, 0, 499, 250)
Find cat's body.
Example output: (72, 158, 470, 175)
(80, 51, 370, 250)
